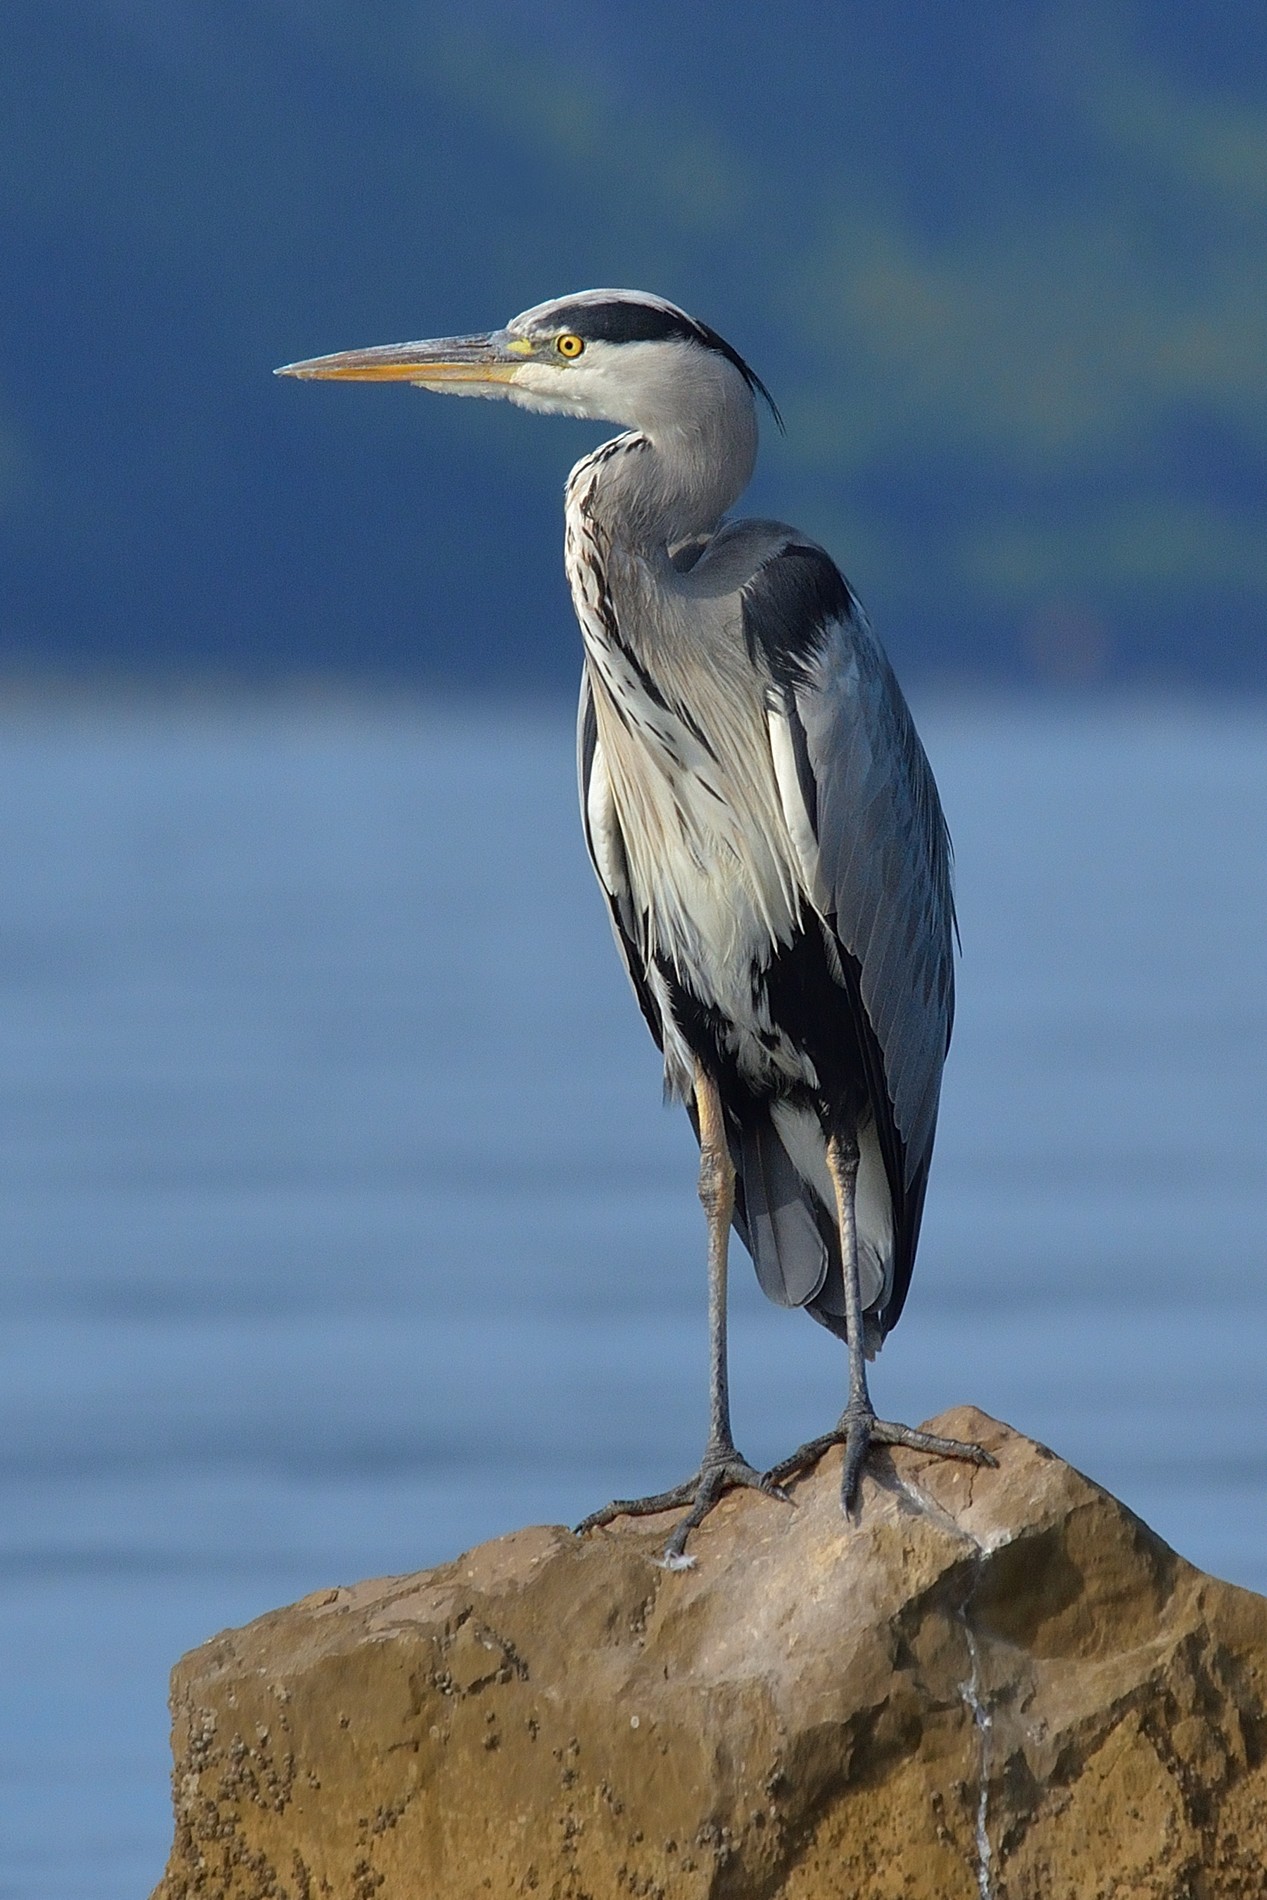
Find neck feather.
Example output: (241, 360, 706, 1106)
(570, 387, 758, 554)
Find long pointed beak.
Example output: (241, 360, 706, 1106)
(274, 332, 528, 386)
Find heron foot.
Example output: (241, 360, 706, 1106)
(577, 1442, 789, 1568)
(765, 1407, 997, 1518)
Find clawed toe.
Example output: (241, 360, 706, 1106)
(577, 1446, 788, 1564)
(576, 1482, 695, 1535)
(765, 1413, 997, 1516)
(868, 1420, 998, 1467)
(578, 1417, 996, 1559)
(764, 1431, 841, 1492)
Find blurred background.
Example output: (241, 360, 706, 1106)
(5, 0, 1267, 690)
(2, 3, 1266, 1895)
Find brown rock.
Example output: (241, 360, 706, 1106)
(150, 1409, 1267, 1899)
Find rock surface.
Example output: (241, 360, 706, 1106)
(151, 1408, 1267, 1899)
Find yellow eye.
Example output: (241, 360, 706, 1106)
(556, 333, 584, 359)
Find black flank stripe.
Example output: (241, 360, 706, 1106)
(784, 697, 818, 834)
(609, 630, 672, 716)
(677, 704, 719, 761)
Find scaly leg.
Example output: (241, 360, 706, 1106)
(578, 1066, 786, 1566)
(765, 1128, 995, 1515)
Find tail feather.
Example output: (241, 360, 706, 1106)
(731, 1105, 894, 1353)
(734, 1116, 831, 1308)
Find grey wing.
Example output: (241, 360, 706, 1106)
(745, 544, 956, 1329)
(576, 669, 663, 1052)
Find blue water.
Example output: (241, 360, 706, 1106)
(1, 693, 1265, 1897)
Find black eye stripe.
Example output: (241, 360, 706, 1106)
(548, 301, 702, 349)
(539, 300, 782, 428)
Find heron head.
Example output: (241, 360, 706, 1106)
(276, 289, 780, 438)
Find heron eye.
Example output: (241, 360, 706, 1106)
(556, 333, 584, 359)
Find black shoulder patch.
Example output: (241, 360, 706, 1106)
(741, 544, 857, 690)
(547, 298, 783, 428)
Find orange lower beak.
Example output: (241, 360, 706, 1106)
(275, 333, 526, 386)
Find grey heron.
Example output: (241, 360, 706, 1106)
(278, 289, 992, 1564)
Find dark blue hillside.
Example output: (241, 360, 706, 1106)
(1, 1, 1263, 687)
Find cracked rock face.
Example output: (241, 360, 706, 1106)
(150, 1409, 1267, 1899)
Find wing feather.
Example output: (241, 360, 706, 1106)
(745, 544, 955, 1329)
(576, 670, 662, 1051)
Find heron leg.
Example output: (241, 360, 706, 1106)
(577, 1066, 785, 1567)
(698, 1063, 739, 1457)
(830, 1129, 874, 1511)
(765, 1128, 996, 1517)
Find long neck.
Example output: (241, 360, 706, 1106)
(570, 382, 758, 557)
